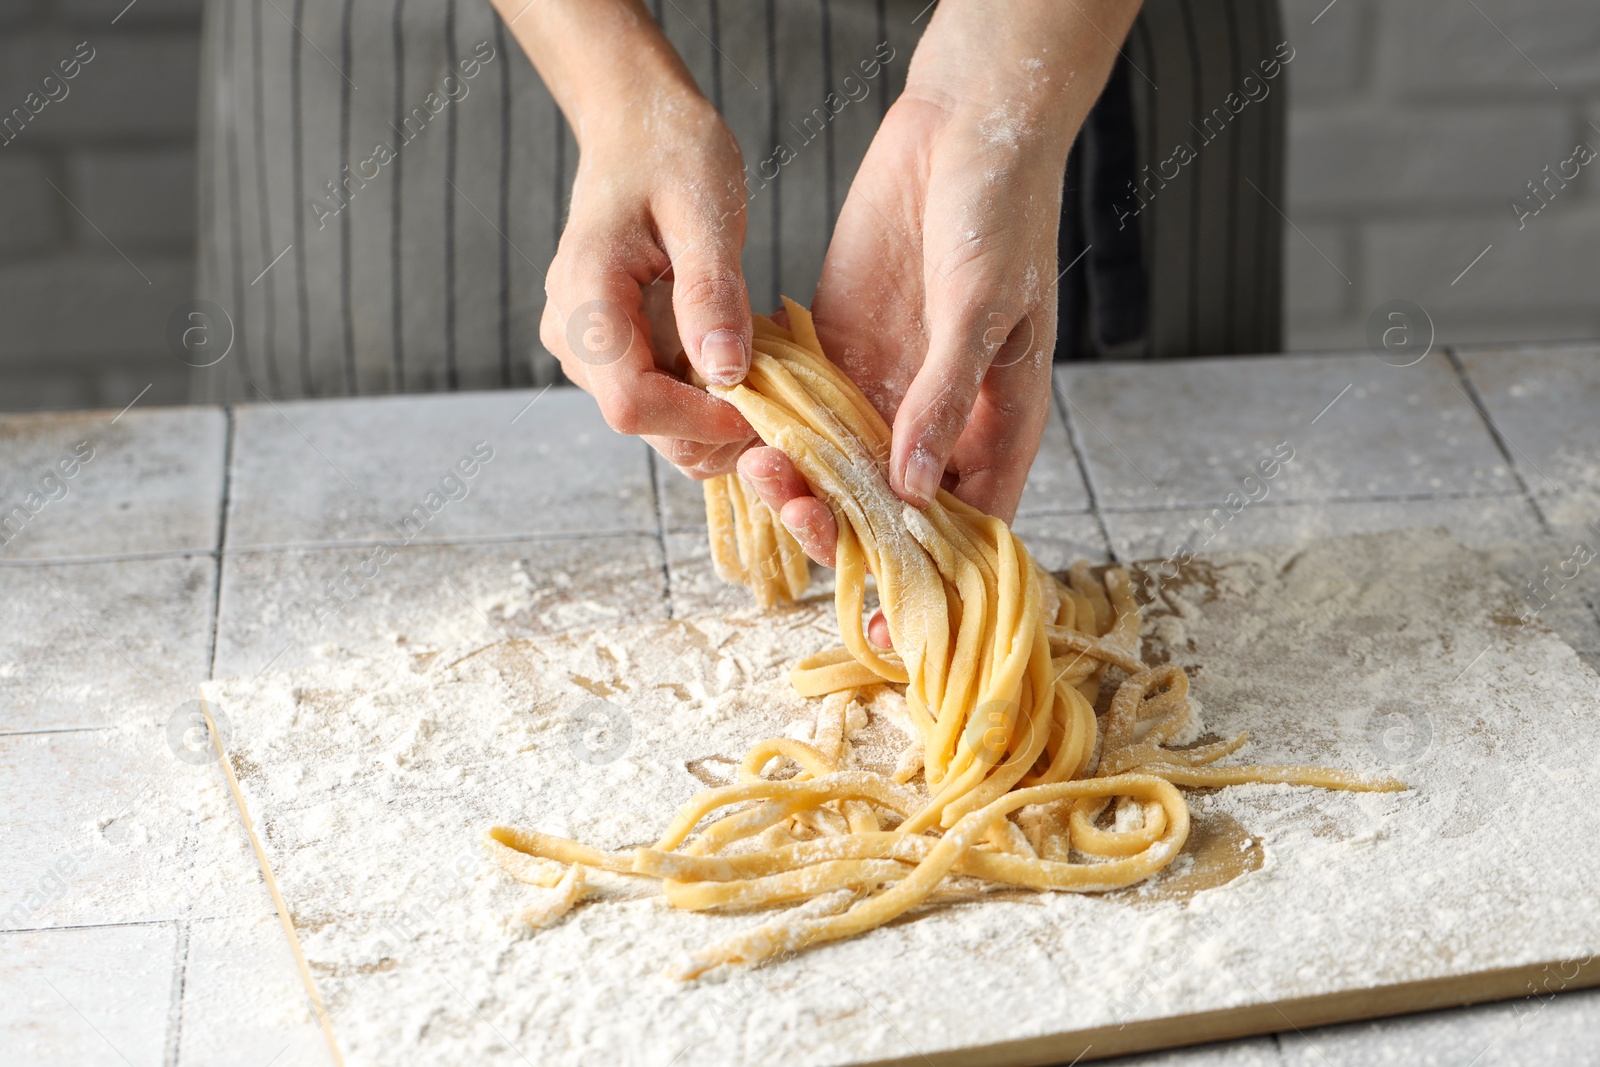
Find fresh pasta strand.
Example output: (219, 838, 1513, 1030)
(491, 299, 1406, 976)
(705, 469, 810, 608)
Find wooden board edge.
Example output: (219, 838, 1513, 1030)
(860, 955, 1600, 1066)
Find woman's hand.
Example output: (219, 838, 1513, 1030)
(497, 0, 757, 479)
(740, 0, 1140, 563)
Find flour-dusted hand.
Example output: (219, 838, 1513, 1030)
(741, 0, 1142, 578)
(496, 0, 756, 479)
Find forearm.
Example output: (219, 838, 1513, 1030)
(489, 0, 708, 147)
(906, 0, 1143, 158)
(488, 0, 755, 470)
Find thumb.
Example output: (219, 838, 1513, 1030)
(891, 299, 1011, 506)
(665, 230, 752, 389)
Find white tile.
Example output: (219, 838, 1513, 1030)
(654, 454, 709, 533)
(664, 529, 837, 619)
(1101, 495, 1543, 564)
(0, 728, 259, 930)
(0, 922, 175, 1066)
(1107, 1035, 1283, 1066)
(1101, 496, 1600, 653)
(664, 530, 760, 617)
(1057, 354, 1514, 509)
(1280, 985, 1600, 1067)
(0, 406, 225, 559)
(1018, 397, 1093, 515)
(213, 536, 670, 678)
(1458, 343, 1600, 525)
(1011, 512, 1112, 571)
(179, 912, 336, 1067)
(0, 557, 216, 731)
(1492, 515, 1600, 655)
(226, 388, 656, 547)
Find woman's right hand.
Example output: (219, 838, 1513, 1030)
(503, 0, 757, 479)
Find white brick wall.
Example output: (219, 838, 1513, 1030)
(1281, 0, 1600, 350)
(0, 0, 1595, 411)
(0, 0, 201, 412)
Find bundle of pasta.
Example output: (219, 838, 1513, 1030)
(489, 298, 1402, 979)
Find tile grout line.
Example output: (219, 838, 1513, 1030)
(1051, 371, 1118, 563)
(163, 919, 191, 1067)
(0, 529, 671, 569)
(1443, 345, 1554, 537)
(170, 404, 234, 1067)
(218, 527, 662, 554)
(645, 448, 676, 621)
(0, 917, 177, 937)
(0, 479, 1538, 574)
(1440, 348, 1600, 678)
(0, 548, 221, 568)
(0, 725, 114, 738)
(206, 405, 237, 680)
(1021, 486, 1533, 519)
(197, 409, 341, 1063)
(662, 478, 1534, 534)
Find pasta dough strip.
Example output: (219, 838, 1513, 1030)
(490, 298, 1405, 977)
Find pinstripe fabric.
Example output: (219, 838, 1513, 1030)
(194, 0, 1284, 402)
(1116, 0, 1286, 358)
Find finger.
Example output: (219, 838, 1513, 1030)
(683, 439, 749, 479)
(738, 447, 839, 566)
(639, 436, 748, 481)
(944, 309, 1055, 522)
(661, 210, 752, 388)
(543, 241, 751, 445)
(890, 297, 1014, 507)
(640, 278, 685, 372)
(642, 435, 719, 471)
(737, 446, 811, 509)
(867, 610, 891, 650)
(779, 497, 838, 569)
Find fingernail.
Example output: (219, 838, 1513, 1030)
(701, 329, 747, 386)
(903, 446, 941, 505)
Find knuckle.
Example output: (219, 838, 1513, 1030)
(910, 380, 980, 446)
(666, 439, 709, 465)
(600, 392, 646, 436)
(673, 267, 743, 314)
(538, 306, 562, 356)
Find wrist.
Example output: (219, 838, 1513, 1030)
(496, 0, 709, 148)
(578, 79, 720, 157)
(903, 0, 1139, 158)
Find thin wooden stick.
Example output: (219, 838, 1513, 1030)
(200, 689, 346, 1066)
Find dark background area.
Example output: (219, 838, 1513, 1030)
(1, 0, 1597, 411)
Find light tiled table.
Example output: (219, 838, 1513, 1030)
(2, 342, 1597, 1066)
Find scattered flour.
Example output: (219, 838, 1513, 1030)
(197, 529, 1600, 1066)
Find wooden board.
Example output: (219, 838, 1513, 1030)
(206, 528, 1600, 1065)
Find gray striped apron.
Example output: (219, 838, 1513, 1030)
(194, 0, 1284, 402)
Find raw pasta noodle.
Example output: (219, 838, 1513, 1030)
(490, 298, 1405, 978)
(705, 470, 810, 608)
